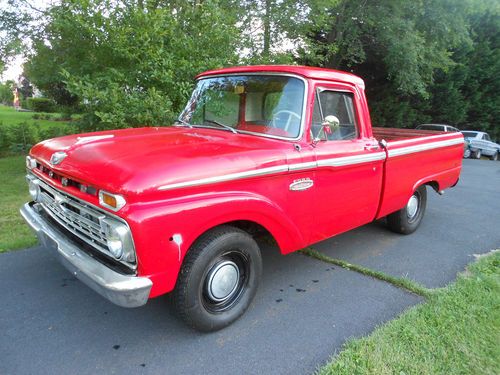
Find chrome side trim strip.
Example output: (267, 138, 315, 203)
(288, 161, 317, 171)
(158, 152, 386, 191)
(388, 138, 464, 158)
(317, 152, 386, 168)
(158, 165, 289, 191)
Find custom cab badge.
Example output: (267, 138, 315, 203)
(50, 151, 67, 166)
(289, 178, 314, 191)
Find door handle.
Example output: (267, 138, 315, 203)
(364, 145, 380, 151)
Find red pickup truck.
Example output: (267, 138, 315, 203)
(21, 65, 463, 331)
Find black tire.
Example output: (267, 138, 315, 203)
(490, 152, 498, 161)
(387, 185, 427, 235)
(172, 225, 262, 332)
(474, 149, 482, 159)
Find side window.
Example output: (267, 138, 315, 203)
(312, 89, 358, 141)
(484, 134, 491, 141)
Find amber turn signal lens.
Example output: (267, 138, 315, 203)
(101, 193, 117, 208)
(98, 190, 127, 211)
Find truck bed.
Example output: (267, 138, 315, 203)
(372, 127, 464, 219)
(372, 127, 443, 142)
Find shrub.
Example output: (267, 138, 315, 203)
(26, 97, 56, 113)
(7, 122, 38, 153)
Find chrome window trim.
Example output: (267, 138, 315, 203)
(388, 138, 464, 158)
(192, 72, 309, 142)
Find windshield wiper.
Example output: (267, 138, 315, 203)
(203, 119, 238, 134)
(174, 119, 193, 128)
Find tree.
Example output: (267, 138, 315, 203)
(26, 0, 242, 129)
(294, 0, 473, 127)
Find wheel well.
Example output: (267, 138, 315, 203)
(198, 220, 280, 251)
(425, 181, 440, 193)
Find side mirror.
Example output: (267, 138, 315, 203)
(322, 115, 340, 135)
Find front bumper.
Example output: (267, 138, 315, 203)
(20, 202, 153, 308)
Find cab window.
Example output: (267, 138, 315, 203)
(311, 89, 358, 141)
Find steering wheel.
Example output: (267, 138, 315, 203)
(271, 110, 301, 132)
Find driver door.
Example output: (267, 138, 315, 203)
(310, 84, 384, 243)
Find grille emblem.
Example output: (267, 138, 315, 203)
(50, 151, 67, 165)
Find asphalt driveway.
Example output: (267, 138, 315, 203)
(1, 159, 499, 375)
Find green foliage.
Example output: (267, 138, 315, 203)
(318, 251, 500, 375)
(26, 97, 56, 113)
(13, 0, 500, 137)
(0, 81, 14, 104)
(26, 0, 242, 131)
(0, 155, 37, 252)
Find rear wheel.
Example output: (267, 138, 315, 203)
(387, 185, 427, 235)
(172, 226, 262, 332)
(490, 152, 498, 161)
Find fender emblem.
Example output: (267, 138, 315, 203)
(50, 151, 67, 165)
(289, 178, 314, 191)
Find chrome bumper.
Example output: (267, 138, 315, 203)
(20, 202, 152, 308)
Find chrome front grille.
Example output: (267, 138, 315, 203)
(35, 177, 130, 264)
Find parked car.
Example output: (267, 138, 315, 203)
(20, 66, 464, 331)
(461, 131, 500, 160)
(416, 124, 460, 132)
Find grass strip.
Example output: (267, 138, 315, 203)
(0, 155, 37, 252)
(301, 247, 432, 297)
(317, 250, 500, 375)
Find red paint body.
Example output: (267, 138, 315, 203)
(29, 66, 463, 298)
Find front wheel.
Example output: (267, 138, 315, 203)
(172, 226, 262, 332)
(473, 149, 482, 159)
(490, 152, 498, 161)
(387, 185, 427, 235)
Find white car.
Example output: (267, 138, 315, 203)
(416, 124, 460, 132)
(461, 131, 500, 160)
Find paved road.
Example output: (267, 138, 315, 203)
(1, 159, 499, 375)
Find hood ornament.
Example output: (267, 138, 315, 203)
(50, 151, 67, 166)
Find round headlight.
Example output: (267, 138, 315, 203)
(105, 223, 129, 259)
(107, 238, 123, 259)
(29, 180, 40, 201)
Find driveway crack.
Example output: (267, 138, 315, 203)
(300, 247, 433, 298)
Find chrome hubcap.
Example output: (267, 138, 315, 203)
(206, 261, 240, 302)
(407, 195, 419, 219)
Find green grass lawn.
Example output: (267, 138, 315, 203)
(0, 155, 37, 252)
(0, 104, 73, 129)
(318, 250, 500, 375)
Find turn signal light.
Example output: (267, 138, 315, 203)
(99, 191, 126, 211)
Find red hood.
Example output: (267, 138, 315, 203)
(30, 127, 289, 197)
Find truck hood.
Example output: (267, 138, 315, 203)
(30, 127, 289, 197)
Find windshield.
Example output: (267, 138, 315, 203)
(179, 75, 305, 139)
(461, 131, 478, 138)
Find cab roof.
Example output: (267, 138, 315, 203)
(196, 65, 365, 88)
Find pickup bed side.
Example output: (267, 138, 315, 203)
(373, 128, 464, 218)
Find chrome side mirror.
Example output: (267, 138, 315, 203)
(322, 115, 340, 135)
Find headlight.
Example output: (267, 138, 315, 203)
(26, 156, 37, 170)
(101, 218, 135, 262)
(28, 179, 40, 201)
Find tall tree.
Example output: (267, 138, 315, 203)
(25, 0, 242, 129)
